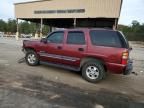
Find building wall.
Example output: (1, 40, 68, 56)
(15, 0, 122, 19)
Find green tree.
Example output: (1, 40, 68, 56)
(131, 20, 140, 32)
(118, 24, 131, 33)
(138, 23, 144, 32)
(43, 25, 50, 35)
(0, 19, 7, 32)
(118, 20, 144, 41)
(7, 19, 17, 33)
(19, 21, 31, 34)
(29, 22, 36, 35)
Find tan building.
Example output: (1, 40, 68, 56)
(14, 0, 123, 28)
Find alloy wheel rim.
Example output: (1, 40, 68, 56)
(27, 54, 36, 64)
(86, 66, 99, 80)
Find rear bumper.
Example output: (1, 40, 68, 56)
(106, 59, 133, 75)
(123, 59, 133, 75)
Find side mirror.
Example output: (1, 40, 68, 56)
(41, 38, 47, 44)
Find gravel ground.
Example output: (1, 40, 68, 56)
(0, 37, 144, 108)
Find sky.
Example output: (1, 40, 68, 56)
(0, 0, 144, 25)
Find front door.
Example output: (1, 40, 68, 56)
(39, 31, 65, 64)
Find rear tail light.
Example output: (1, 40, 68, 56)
(121, 51, 129, 65)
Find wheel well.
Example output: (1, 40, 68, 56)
(80, 57, 107, 72)
(25, 47, 36, 52)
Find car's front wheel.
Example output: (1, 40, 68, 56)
(82, 61, 105, 83)
(25, 50, 39, 66)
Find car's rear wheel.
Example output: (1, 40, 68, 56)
(82, 61, 105, 83)
(25, 50, 39, 66)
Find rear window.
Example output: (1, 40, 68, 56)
(90, 30, 123, 48)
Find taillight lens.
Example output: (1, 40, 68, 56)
(121, 51, 129, 65)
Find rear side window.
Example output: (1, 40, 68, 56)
(67, 31, 85, 45)
(118, 31, 129, 48)
(90, 30, 122, 48)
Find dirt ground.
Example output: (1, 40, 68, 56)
(0, 37, 144, 108)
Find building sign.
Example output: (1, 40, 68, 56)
(34, 9, 85, 14)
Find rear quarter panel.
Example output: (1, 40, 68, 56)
(86, 30, 128, 74)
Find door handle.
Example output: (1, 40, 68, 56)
(78, 48, 84, 51)
(57, 46, 62, 50)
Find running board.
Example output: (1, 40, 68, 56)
(40, 61, 80, 72)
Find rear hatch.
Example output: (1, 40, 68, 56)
(89, 30, 130, 65)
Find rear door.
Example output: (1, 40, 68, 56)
(62, 30, 87, 67)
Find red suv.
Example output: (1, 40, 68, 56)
(22, 28, 133, 83)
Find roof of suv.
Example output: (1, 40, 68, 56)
(55, 28, 118, 32)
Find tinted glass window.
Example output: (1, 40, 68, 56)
(118, 31, 129, 48)
(67, 31, 85, 45)
(47, 32, 64, 43)
(90, 30, 122, 47)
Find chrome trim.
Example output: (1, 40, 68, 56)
(39, 52, 80, 62)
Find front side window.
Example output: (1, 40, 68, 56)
(47, 32, 64, 43)
(90, 30, 122, 48)
(67, 31, 85, 45)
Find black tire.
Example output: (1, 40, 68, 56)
(25, 50, 39, 66)
(82, 61, 106, 83)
